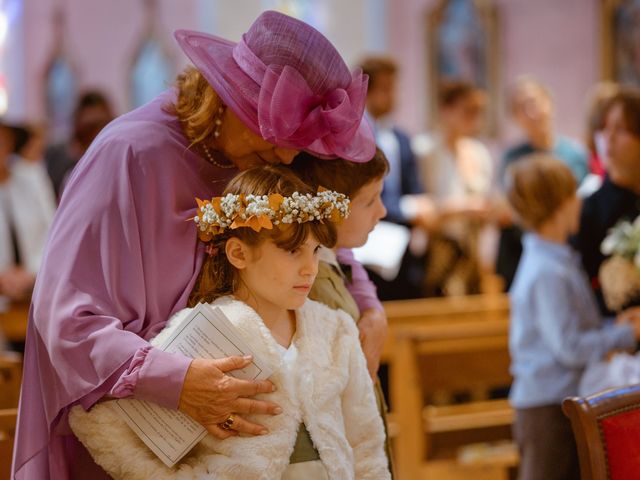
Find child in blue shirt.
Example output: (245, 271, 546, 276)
(505, 154, 640, 480)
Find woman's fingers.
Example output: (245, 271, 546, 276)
(205, 423, 239, 439)
(226, 414, 269, 436)
(221, 375, 276, 397)
(204, 413, 270, 438)
(212, 355, 254, 372)
(231, 397, 282, 415)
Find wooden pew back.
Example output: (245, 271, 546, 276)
(0, 408, 18, 480)
(385, 294, 513, 479)
(0, 353, 22, 409)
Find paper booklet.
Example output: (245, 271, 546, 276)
(115, 302, 273, 468)
(352, 220, 411, 281)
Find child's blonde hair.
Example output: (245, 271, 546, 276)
(506, 154, 577, 230)
(188, 165, 338, 306)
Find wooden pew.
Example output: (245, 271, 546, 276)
(382, 294, 510, 361)
(0, 301, 29, 344)
(0, 353, 22, 409)
(384, 296, 514, 479)
(0, 408, 18, 480)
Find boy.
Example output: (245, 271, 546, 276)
(506, 154, 640, 480)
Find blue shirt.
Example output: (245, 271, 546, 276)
(508, 234, 635, 408)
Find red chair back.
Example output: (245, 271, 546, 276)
(563, 384, 640, 480)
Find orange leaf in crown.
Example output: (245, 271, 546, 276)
(211, 197, 222, 215)
(330, 208, 343, 223)
(198, 231, 213, 242)
(269, 193, 284, 211)
(231, 215, 274, 232)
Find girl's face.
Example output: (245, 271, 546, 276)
(336, 178, 387, 248)
(603, 102, 640, 189)
(235, 235, 321, 312)
(216, 109, 300, 170)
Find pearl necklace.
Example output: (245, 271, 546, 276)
(201, 144, 236, 169)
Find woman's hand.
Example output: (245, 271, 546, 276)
(357, 308, 388, 379)
(178, 356, 282, 439)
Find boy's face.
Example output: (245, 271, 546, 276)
(337, 178, 386, 248)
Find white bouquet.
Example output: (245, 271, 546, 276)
(599, 215, 640, 312)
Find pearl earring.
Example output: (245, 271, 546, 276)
(213, 106, 224, 138)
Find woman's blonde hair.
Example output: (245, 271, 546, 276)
(188, 166, 338, 306)
(505, 154, 576, 230)
(166, 67, 223, 146)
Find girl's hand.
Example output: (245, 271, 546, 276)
(357, 308, 388, 379)
(178, 356, 282, 439)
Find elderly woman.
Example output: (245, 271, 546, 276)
(12, 11, 383, 479)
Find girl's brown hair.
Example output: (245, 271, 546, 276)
(289, 148, 389, 197)
(188, 165, 338, 306)
(165, 67, 223, 147)
(505, 154, 577, 230)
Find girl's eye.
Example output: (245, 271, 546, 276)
(314, 245, 321, 253)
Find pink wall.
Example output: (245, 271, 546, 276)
(19, 0, 602, 153)
(23, 0, 201, 119)
(387, 0, 601, 150)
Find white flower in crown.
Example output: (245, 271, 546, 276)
(192, 188, 350, 241)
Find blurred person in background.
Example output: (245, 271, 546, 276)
(577, 81, 620, 198)
(496, 76, 589, 290)
(506, 154, 640, 480)
(573, 86, 640, 316)
(0, 123, 56, 304)
(359, 55, 432, 300)
(413, 80, 494, 295)
(45, 90, 114, 199)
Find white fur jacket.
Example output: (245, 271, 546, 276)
(69, 296, 390, 479)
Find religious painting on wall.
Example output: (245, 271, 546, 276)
(427, 0, 499, 134)
(602, 0, 640, 86)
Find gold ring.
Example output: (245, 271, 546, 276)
(220, 414, 235, 431)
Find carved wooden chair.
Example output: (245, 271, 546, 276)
(563, 384, 640, 480)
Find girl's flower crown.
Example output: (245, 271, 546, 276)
(193, 188, 350, 242)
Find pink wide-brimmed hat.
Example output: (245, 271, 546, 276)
(174, 11, 375, 163)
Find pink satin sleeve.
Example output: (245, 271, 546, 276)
(109, 346, 192, 409)
(337, 248, 383, 313)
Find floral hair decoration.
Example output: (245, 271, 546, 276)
(193, 188, 350, 242)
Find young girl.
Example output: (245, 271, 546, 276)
(69, 165, 390, 480)
(506, 154, 640, 480)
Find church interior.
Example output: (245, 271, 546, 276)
(2, 1, 640, 479)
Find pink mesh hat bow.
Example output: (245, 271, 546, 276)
(174, 10, 375, 163)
